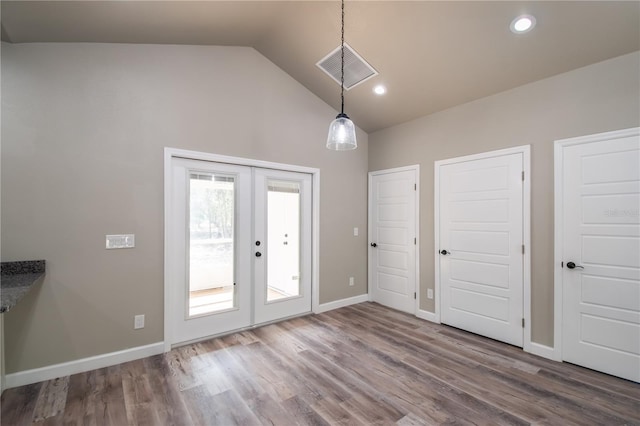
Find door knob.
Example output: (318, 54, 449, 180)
(371, 243, 377, 247)
(566, 261, 583, 269)
(255, 252, 262, 257)
(440, 250, 450, 255)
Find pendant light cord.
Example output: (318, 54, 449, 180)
(340, 0, 345, 115)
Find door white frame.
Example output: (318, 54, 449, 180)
(367, 165, 420, 314)
(434, 145, 531, 350)
(163, 147, 320, 352)
(553, 127, 640, 362)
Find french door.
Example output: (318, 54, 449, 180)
(168, 158, 312, 346)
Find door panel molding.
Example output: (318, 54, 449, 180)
(554, 127, 640, 371)
(434, 145, 531, 349)
(164, 148, 320, 352)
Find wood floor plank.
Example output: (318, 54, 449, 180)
(311, 396, 367, 426)
(281, 395, 331, 426)
(180, 384, 218, 426)
(207, 388, 262, 425)
(244, 392, 300, 425)
(122, 370, 159, 426)
(61, 371, 92, 426)
(3, 302, 640, 425)
(102, 365, 130, 426)
(143, 355, 194, 426)
(0, 382, 42, 426)
(64, 367, 108, 426)
(31, 377, 69, 422)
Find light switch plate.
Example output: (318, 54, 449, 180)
(106, 234, 135, 249)
(353, 227, 359, 236)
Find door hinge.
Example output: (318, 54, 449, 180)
(414, 292, 417, 299)
(522, 171, 525, 181)
(414, 237, 417, 245)
(414, 183, 417, 190)
(561, 261, 564, 268)
(522, 318, 525, 328)
(522, 244, 525, 254)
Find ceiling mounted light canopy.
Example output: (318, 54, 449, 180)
(327, 0, 357, 151)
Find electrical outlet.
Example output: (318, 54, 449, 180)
(427, 289, 434, 299)
(349, 277, 355, 286)
(134, 314, 145, 329)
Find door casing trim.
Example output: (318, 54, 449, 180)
(553, 127, 640, 363)
(434, 145, 531, 351)
(163, 148, 320, 352)
(368, 164, 420, 314)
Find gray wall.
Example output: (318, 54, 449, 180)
(1, 43, 369, 373)
(368, 52, 640, 346)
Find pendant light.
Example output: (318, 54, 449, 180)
(326, 0, 357, 151)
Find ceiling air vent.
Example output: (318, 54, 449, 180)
(316, 43, 378, 90)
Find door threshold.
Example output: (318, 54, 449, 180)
(169, 310, 313, 349)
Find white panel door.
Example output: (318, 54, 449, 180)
(559, 129, 640, 382)
(439, 153, 524, 347)
(254, 169, 312, 324)
(369, 169, 417, 314)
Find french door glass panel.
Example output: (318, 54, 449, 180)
(188, 172, 236, 317)
(267, 180, 301, 302)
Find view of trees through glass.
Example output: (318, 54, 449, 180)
(188, 173, 235, 316)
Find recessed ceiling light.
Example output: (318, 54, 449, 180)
(373, 85, 386, 95)
(510, 14, 536, 34)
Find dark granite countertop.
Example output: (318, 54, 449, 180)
(1, 260, 46, 313)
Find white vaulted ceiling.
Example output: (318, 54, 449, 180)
(2, 1, 638, 133)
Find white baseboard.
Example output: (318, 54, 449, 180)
(416, 309, 439, 323)
(315, 294, 369, 314)
(5, 342, 164, 389)
(526, 341, 560, 361)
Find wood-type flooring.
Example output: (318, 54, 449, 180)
(2, 302, 639, 425)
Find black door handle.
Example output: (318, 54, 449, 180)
(255, 252, 262, 257)
(566, 261, 583, 269)
(440, 250, 450, 255)
(371, 243, 377, 247)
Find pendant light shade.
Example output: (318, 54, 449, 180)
(327, 113, 357, 150)
(327, 0, 357, 151)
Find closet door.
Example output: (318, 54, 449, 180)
(556, 128, 640, 382)
(438, 152, 524, 347)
